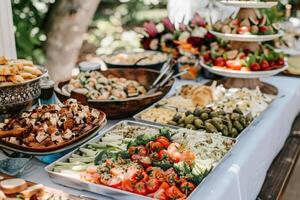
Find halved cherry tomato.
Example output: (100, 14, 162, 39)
(159, 181, 170, 190)
(140, 156, 152, 167)
(121, 179, 134, 192)
(158, 149, 169, 160)
(156, 136, 170, 148)
(180, 181, 195, 195)
(134, 181, 147, 195)
(165, 186, 186, 199)
(146, 178, 160, 193)
(110, 167, 124, 177)
(181, 150, 196, 165)
(170, 151, 181, 163)
(107, 177, 122, 188)
(214, 57, 226, 67)
(148, 188, 168, 200)
(152, 168, 165, 183)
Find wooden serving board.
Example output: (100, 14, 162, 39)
(0, 173, 96, 200)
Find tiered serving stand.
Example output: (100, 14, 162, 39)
(201, 0, 287, 91)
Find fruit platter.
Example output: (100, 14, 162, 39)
(134, 82, 276, 138)
(0, 99, 107, 155)
(46, 121, 235, 200)
(200, 41, 287, 78)
(55, 68, 174, 119)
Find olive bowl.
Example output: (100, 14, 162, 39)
(54, 68, 174, 119)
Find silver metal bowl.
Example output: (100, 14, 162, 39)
(0, 67, 47, 116)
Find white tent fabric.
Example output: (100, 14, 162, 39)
(0, 0, 16, 59)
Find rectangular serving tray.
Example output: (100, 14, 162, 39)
(45, 120, 236, 200)
(134, 81, 281, 140)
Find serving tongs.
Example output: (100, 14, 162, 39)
(0, 125, 32, 139)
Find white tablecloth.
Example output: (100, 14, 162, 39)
(1, 76, 300, 200)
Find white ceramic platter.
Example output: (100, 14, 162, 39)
(219, 1, 278, 8)
(210, 30, 283, 42)
(200, 60, 288, 79)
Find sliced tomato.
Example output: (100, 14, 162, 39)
(152, 168, 165, 183)
(181, 150, 196, 165)
(165, 186, 186, 199)
(121, 179, 134, 192)
(107, 177, 122, 188)
(180, 181, 195, 195)
(159, 181, 170, 190)
(158, 149, 169, 160)
(110, 167, 124, 177)
(140, 156, 152, 167)
(146, 178, 160, 193)
(134, 181, 147, 195)
(165, 168, 179, 186)
(156, 136, 170, 148)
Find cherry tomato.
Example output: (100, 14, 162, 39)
(154, 188, 169, 200)
(260, 60, 270, 70)
(276, 58, 284, 66)
(180, 181, 195, 195)
(170, 151, 181, 163)
(269, 60, 277, 69)
(110, 167, 124, 177)
(152, 141, 165, 152)
(238, 26, 250, 34)
(86, 166, 97, 174)
(107, 177, 122, 188)
(259, 26, 268, 33)
(156, 136, 170, 148)
(213, 57, 226, 67)
(159, 181, 170, 190)
(181, 150, 196, 165)
(203, 52, 211, 62)
(152, 168, 165, 183)
(140, 156, 152, 167)
(250, 62, 261, 71)
(226, 60, 241, 70)
(165, 186, 186, 199)
(121, 179, 134, 192)
(158, 149, 169, 160)
(146, 178, 160, 193)
(134, 181, 147, 195)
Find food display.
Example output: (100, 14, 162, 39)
(213, 12, 280, 35)
(66, 71, 147, 100)
(0, 99, 105, 151)
(202, 42, 285, 71)
(137, 83, 275, 138)
(0, 56, 43, 85)
(48, 122, 235, 199)
(102, 51, 168, 66)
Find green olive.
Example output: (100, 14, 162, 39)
(230, 128, 239, 137)
(230, 113, 240, 121)
(186, 124, 196, 130)
(178, 118, 185, 124)
(201, 112, 209, 121)
(185, 110, 193, 116)
(246, 113, 253, 124)
(239, 116, 247, 127)
(210, 111, 219, 118)
(205, 122, 218, 133)
(234, 121, 244, 132)
(194, 118, 204, 129)
(193, 108, 203, 117)
(173, 113, 182, 122)
(184, 114, 195, 124)
(217, 110, 226, 116)
(233, 107, 243, 115)
(221, 126, 229, 136)
(212, 117, 224, 131)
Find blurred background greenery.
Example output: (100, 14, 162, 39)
(11, 0, 298, 65)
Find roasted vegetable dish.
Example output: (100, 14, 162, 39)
(0, 99, 105, 149)
(52, 123, 235, 199)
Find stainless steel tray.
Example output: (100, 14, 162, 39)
(45, 120, 236, 200)
(133, 82, 281, 140)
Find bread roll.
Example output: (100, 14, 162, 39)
(19, 72, 37, 79)
(0, 178, 27, 194)
(8, 75, 25, 83)
(23, 66, 42, 76)
(0, 65, 18, 76)
(0, 56, 7, 65)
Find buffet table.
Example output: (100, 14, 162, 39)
(1, 76, 300, 200)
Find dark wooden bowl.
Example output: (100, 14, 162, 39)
(55, 68, 174, 119)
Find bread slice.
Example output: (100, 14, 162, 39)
(20, 184, 44, 198)
(0, 178, 27, 194)
(0, 190, 6, 200)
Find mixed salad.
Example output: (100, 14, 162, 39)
(52, 124, 235, 199)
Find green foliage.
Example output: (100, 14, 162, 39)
(12, 0, 55, 64)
